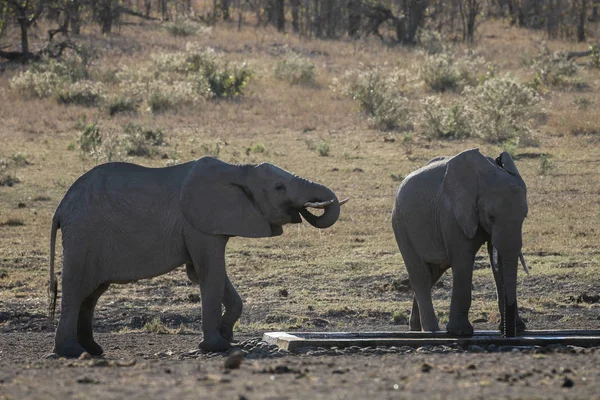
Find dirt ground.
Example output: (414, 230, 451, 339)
(1, 331, 600, 400)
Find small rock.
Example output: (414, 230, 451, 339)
(116, 359, 137, 367)
(421, 363, 433, 373)
(43, 353, 60, 359)
(468, 345, 485, 353)
(187, 293, 200, 303)
(352, 168, 364, 173)
(278, 288, 289, 297)
(76, 376, 98, 384)
(17, 202, 26, 208)
(78, 352, 91, 360)
(224, 350, 244, 369)
(562, 377, 574, 388)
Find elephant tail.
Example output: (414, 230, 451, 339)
(48, 214, 59, 321)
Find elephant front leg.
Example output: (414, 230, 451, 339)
(447, 259, 474, 336)
(187, 235, 231, 352)
(220, 275, 243, 342)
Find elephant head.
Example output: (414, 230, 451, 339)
(179, 157, 343, 238)
(443, 149, 528, 337)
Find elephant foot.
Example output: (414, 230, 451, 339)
(199, 334, 231, 352)
(220, 325, 235, 342)
(80, 340, 104, 356)
(446, 318, 474, 337)
(499, 317, 526, 334)
(53, 342, 87, 358)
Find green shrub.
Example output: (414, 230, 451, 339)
(530, 52, 582, 89)
(165, 19, 199, 37)
(10, 70, 64, 98)
(107, 96, 139, 116)
(539, 153, 554, 175)
(250, 142, 266, 153)
(149, 46, 253, 99)
(274, 53, 316, 85)
(124, 122, 165, 157)
(78, 122, 102, 155)
(416, 29, 446, 55)
(143, 80, 196, 114)
(420, 52, 490, 92)
(341, 67, 412, 131)
(420, 53, 459, 92)
(57, 81, 105, 106)
(590, 44, 600, 68)
(463, 75, 540, 143)
(421, 96, 471, 139)
(205, 62, 253, 98)
(317, 141, 330, 156)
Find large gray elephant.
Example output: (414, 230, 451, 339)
(392, 148, 528, 337)
(48, 157, 345, 357)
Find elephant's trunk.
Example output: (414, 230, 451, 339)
(498, 251, 519, 338)
(296, 178, 341, 229)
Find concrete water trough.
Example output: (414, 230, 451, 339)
(263, 330, 600, 351)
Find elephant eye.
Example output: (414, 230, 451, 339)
(275, 183, 286, 193)
(489, 215, 496, 223)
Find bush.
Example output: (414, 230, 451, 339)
(420, 53, 459, 92)
(317, 141, 330, 156)
(78, 122, 102, 155)
(416, 29, 446, 55)
(124, 122, 165, 157)
(274, 53, 316, 85)
(420, 52, 491, 92)
(530, 52, 582, 90)
(10, 70, 64, 98)
(107, 96, 139, 116)
(463, 75, 541, 143)
(342, 67, 412, 131)
(143, 80, 197, 114)
(150, 46, 253, 99)
(57, 81, 105, 106)
(421, 96, 471, 139)
(165, 19, 199, 37)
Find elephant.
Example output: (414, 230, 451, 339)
(391, 148, 529, 337)
(48, 156, 345, 357)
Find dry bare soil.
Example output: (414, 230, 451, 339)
(1, 15, 600, 399)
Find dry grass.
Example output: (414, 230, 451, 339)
(0, 18, 599, 336)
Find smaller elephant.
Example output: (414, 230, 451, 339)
(49, 157, 346, 357)
(392, 149, 528, 337)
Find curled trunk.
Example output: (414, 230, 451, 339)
(297, 179, 340, 229)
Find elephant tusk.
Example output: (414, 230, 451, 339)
(519, 251, 530, 275)
(492, 247, 499, 273)
(339, 198, 349, 206)
(304, 199, 336, 208)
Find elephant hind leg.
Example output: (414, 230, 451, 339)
(409, 294, 421, 331)
(408, 264, 446, 331)
(399, 241, 440, 332)
(77, 283, 110, 356)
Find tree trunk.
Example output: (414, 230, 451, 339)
(222, 0, 231, 20)
(19, 19, 30, 58)
(592, 0, 599, 21)
(291, 0, 300, 32)
(314, 0, 322, 37)
(348, 0, 361, 37)
(577, 0, 587, 42)
(275, 0, 285, 31)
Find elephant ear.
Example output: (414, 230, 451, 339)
(495, 151, 521, 177)
(179, 158, 273, 238)
(443, 148, 494, 239)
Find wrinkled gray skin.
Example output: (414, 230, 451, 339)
(392, 149, 528, 336)
(49, 157, 342, 357)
